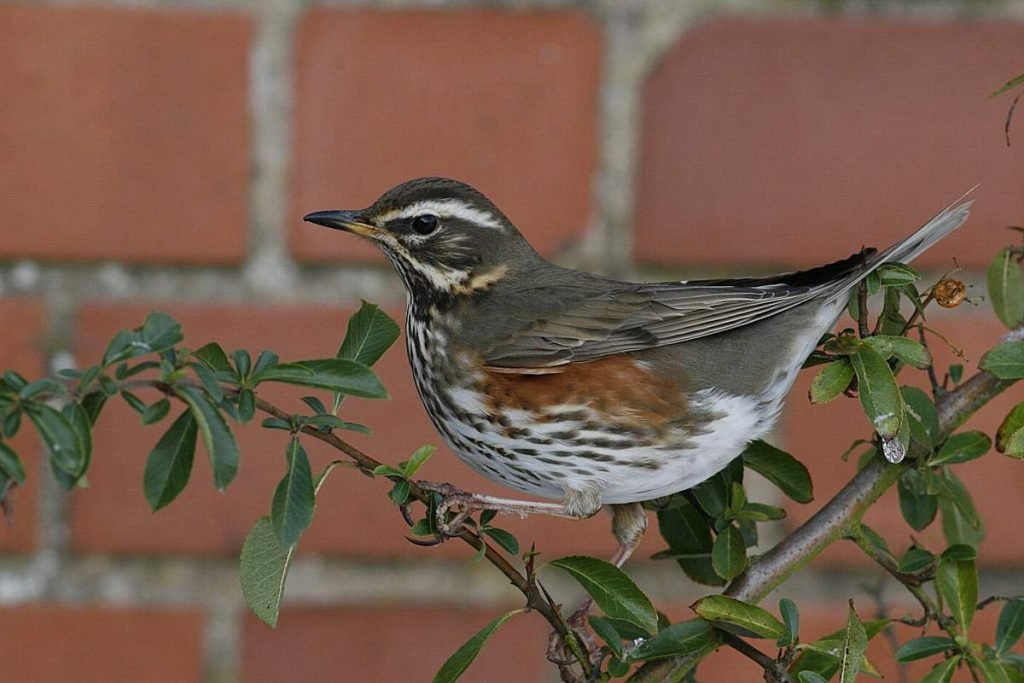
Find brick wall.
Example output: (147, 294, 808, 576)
(1, 1, 1022, 681)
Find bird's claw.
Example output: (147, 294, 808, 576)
(415, 481, 477, 537)
(435, 493, 474, 537)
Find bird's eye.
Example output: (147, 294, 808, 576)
(411, 214, 439, 235)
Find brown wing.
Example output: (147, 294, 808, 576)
(480, 253, 873, 372)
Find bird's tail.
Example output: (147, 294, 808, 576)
(828, 189, 975, 298)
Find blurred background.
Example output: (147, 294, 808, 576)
(1, 0, 1022, 680)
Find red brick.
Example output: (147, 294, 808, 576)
(242, 606, 549, 683)
(0, 298, 47, 552)
(0, 604, 202, 682)
(70, 303, 621, 559)
(0, 6, 249, 264)
(290, 9, 601, 263)
(782, 312, 1024, 566)
(636, 18, 1024, 269)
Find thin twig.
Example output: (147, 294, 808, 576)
(857, 282, 871, 338)
(846, 525, 946, 629)
(631, 367, 1016, 681)
(125, 378, 592, 676)
(719, 631, 793, 683)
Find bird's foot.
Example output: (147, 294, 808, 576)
(416, 481, 476, 537)
(417, 481, 592, 538)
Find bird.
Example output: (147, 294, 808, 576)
(304, 177, 971, 568)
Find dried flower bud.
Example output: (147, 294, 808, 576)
(934, 278, 967, 308)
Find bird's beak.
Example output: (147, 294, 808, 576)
(303, 210, 382, 240)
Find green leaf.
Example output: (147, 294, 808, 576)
(143, 410, 198, 511)
(863, 335, 932, 369)
(103, 313, 183, 366)
(176, 385, 239, 490)
(877, 263, 921, 286)
(939, 492, 985, 549)
(239, 516, 297, 628)
(120, 390, 148, 415)
(897, 547, 935, 574)
(692, 595, 787, 640)
(987, 247, 1024, 328)
(2, 371, 27, 391)
(976, 659, 1013, 683)
(140, 398, 171, 425)
(980, 341, 1024, 379)
(0, 441, 26, 485)
(338, 302, 400, 367)
(589, 616, 624, 659)
(549, 556, 658, 635)
(655, 503, 722, 586)
(482, 527, 519, 555)
(689, 470, 731, 518)
(810, 360, 855, 404)
(941, 544, 976, 561)
(624, 619, 719, 663)
(741, 440, 813, 503)
(301, 396, 327, 414)
(791, 620, 891, 680)
(195, 342, 233, 374)
(81, 391, 108, 424)
(261, 417, 292, 431)
(839, 603, 868, 683)
(237, 388, 256, 424)
(895, 636, 957, 662)
(992, 72, 1024, 97)
(388, 479, 411, 505)
(401, 444, 435, 478)
(433, 610, 523, 683)
(902, 387, 940, 449)
(935, 470, 982, 531)
(898, 470, 938, 532)
(254, 359, 387, 398)
(798, 673, 829, 683)
(779, 598, 800, 647)
(252, 351, 279, 377)
(711, 525, 747, 580)
(733, 502, 786, 522)
(271, 440, 315, 548)
(850, 344, 904, 459)
(232, 349, 252, 379)
(25, 403, 85, 477)
(2, 409, 20, 438)
(63, 402, 93, 476)
(190, 362, 224, 403)
(929, 431, 991, 466)
(18, 378, 65, 400)
(919, 656, 959, 683)
(996, 402, 1024, 458)
(997, 598, 1024, 655)
(140, 312, 183, 353)
(936, 556, 978, 630)
(302, 415, 369, 433)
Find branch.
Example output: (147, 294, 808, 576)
(129, 379, 592, 678)
(631, 367, 1015, 681)
(719, 631, 793, 683)
(727, 368, 1013, 603)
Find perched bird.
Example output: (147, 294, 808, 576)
(305, 178, 971, 566)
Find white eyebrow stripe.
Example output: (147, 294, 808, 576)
(375, 200, 505, 231)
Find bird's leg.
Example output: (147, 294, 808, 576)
(567, 503, 648, 628)
(417, 481, 599, 538)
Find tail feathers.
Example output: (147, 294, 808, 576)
(829, 189, 974, 298)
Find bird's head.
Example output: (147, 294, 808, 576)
(304, 177, 538, 302)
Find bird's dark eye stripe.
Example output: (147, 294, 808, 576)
(411, 214, 439, 235)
